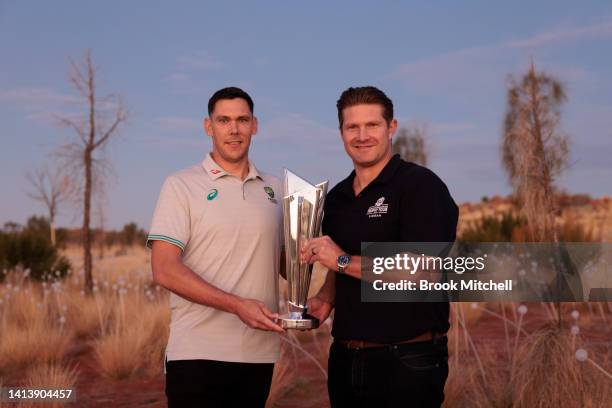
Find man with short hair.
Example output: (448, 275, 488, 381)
(148, 87, 283, 407)
(302, 86, 458, 407)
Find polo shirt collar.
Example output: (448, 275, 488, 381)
(245, 161, 262, 181)
(375, 154, 402, 185)
(201, 152, 262, 181)
(338, 154, 403, 196)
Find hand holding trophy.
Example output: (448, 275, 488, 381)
(279, 169, 328, 330)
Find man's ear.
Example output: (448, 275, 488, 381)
(252, 116, 258, 135)
(204, 117, 212, 137)
(389, 118, 398, 139)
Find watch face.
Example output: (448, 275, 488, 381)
(338, 254, 351, 267)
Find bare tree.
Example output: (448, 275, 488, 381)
(25, 166, 72, 246)
(502, 61, 569, 242)
(392, 121, 429, 166)
(95, 203, 106, 260)
(57, 50, 127, 294)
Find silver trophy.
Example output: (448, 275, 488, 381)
(280, 169, 328, 330)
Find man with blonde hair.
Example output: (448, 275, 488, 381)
(303, 86, 458, 407)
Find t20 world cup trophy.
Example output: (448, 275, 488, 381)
(280, 169, 328, 330)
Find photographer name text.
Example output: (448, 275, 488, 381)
(372, 279, 513, 292)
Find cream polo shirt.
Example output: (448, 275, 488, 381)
(147, 153, 282, 363)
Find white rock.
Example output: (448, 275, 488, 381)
(575, 348, 588, 362)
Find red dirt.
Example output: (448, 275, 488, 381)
(3, 303, 609, 407)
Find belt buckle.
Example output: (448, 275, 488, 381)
(347, 339, 364, 349)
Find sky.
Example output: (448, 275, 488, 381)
(1, 1, 611, 229)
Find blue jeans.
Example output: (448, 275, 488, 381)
(328, 336, 448, 408)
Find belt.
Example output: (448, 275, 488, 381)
(337, 331, 442, 350)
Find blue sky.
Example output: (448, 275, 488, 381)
(1, 1, 611, 229)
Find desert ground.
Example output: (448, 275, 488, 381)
(1, 198, 611, 407)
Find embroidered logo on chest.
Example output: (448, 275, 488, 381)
(207, 189, 218, 201)
(367, 196, 389, 218)
(264, 186, 277, 204)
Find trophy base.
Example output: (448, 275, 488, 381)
(279, 314, 319, 330)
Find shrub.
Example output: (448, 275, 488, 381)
(119, 222, 147, 247)
(0, 216, 71, 281)
(460, 212, 597, 243)
(460, 213, 525, 243)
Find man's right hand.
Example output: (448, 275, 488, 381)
(233, 298, 284, 333)
(307, 296, 334, 325)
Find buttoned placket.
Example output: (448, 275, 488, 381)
(241, 176, 257, 200)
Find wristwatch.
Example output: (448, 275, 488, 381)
(337, 254, 351, 273)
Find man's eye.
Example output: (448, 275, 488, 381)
(367, 123, 379, 128)
(239, 118, 249, 123)
(218, 118, 229, 124)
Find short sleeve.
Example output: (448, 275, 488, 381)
(146, 176, 191, 251)
(399, 169, 458, 256)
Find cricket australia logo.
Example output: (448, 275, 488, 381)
(264, 186, 277, 204)
(367, 196, 389, 218)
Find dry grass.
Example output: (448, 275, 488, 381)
(1, 245, 168, 383)
(0, 321, 73, 377)
(61, 244, 151, 287)
(510, 324, 609, 408)
(0, 288, 73, 376)
(92, 292, 169, 379)
(444, 346, 511, 408)
(17, 363, 79, 408)
(443, 304, 612, 408)
(1, 245, 610, 407)
(63, 294, 109, 339)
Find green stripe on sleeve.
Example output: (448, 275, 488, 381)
(147, 234, 186, 251)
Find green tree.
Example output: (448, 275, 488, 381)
(121, 222, 139, 246)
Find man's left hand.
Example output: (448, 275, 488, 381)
(300, 236, 344, 272)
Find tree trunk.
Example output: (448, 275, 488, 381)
(529, 66, 562, 327)
(99, 230, 105, 260)
(49, 206, 56, 246)
(50, 219, 56, 247)
(83, 148, 93, 294)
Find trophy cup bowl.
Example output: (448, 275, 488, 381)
(280, 169, 328, 330)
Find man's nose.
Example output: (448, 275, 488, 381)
(229, 120, 239, 134)
(356, 126, 368, 141)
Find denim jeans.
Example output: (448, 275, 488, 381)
(328, 336, 448, 408)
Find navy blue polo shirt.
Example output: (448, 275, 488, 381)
(322, 154, 459, 342)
